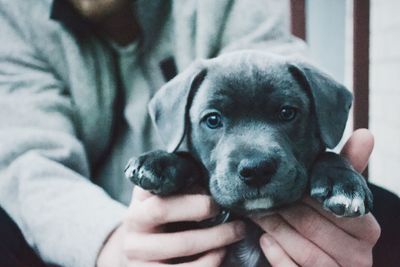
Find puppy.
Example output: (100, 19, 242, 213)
(125, 51, 373, 267)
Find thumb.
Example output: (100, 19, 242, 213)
(340, 128, 374, 173)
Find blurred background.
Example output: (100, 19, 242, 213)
(296, 0, 400, 195)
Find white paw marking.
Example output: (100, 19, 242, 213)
(124, 164, 135, 179)
(244, 198, 274, 210)
(325, 193, 365, 216)
(138, 169, 144, 178)
(311, 187, 327, 196)
(350, 196, 365, 215)
(124, 158, 140, 179)
(328, 194, 352, 207)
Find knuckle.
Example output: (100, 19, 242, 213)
(368, 223, 381, 244)
(124, 207, 142, 230)
(166, 234, 196, 256)
(320, 259, 339, 267)
(360, 215, 381, 245)
(217, 224, 237, 243)
(124, 209, 135, 224)
(274, 257, 291, 267)
(267, 216, 287, 234)
(145, 198, 167, 223)
(357, 243, 374, 266)
(351, 252, 373, 267)
(301, 251, 320, 267)
(300, 213, 323, 238)
(122, 235, 141, 260)
(296, 243, 338, 267)
(196, 197, 216, 219)
(177, 237, 197, 255)
(123, 234, 160, 262)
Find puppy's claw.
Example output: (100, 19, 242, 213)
(124, 158, 139, 180)
(322, 193, 366, 217)
(310, 152, 374, 217)
(124, 150, 201, 196)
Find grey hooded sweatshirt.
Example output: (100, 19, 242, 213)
(0, 0, 305, 266)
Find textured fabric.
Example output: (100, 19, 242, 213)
(0, 206, 48, 267)
(0, 0, 305, 266)
(368, 183, 400, 267)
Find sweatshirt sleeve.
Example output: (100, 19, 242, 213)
(0, 7, 126, 267)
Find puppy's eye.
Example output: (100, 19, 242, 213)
(279, 106, 297, 121)
(204, 113, 223, 129)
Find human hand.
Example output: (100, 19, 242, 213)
(252, 129, 381, 267)
(96, 187, 246, 267)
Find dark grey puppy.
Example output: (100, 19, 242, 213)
(125, 51, 372, 267)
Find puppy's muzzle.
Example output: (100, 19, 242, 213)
(238, 157, 279, 187)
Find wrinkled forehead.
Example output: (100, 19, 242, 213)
(193, 59, 310, 117)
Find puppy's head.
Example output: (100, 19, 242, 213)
(149, 51, 352, 215)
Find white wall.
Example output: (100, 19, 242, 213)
(369, 0, 400, 195)
(306, 0, 346, 83)
(306, 0, 400, 195)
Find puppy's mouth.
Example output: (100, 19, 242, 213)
(209, 169, 304, 215)
(230, 197, 279, 216)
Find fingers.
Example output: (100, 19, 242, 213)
(126, 194, 221, 231)
(124, 221, 245, 261)
(125, 189, 238, 265)
(260, 233, 298, 267)
(126, 248, 226, 267)
(132, 186, 154, 202)
(277, 203, 370, 266)
(340, 129, 374, 172)
(132, 184, 208, 202)
(253, 215, 339, 267)
(177, 248, 226, 267)
(302, 197, 381, 244)
(258, 200, 379, 267)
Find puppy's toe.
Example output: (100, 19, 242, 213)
(310, 153, 373, 217)
(124, 150, 196, 196)
(124, 157, 163, 192)
(310, 186, 330, 202)
(124, 158, 139, 180)
(310, 170, 372, 217)
(323, 193, 366, 217)
(136, 167, 165, 193)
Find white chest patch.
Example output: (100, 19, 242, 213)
(244, 197, 274, 210)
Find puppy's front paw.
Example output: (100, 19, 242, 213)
(125, 150, 201, 195)
(124, 156, 160, 194)
(310, 154, 373, 217)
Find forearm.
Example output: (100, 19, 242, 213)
(0, 129, 127, 267)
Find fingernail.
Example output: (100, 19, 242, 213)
(234, 221, 246, 237)
(261, 233, 275, 247)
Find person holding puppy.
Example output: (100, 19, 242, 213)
(0, 0, 397, 266)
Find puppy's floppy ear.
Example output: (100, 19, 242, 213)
(289, 63, 353, 149)
(149, 62, 207, 152)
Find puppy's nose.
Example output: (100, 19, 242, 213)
(238, 158, 278, 187)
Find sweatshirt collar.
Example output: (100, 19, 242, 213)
(50, 0, 169, 46)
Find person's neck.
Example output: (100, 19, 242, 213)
(95, 4, 140, 46)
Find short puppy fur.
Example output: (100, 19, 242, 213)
(125, 51, 373, 267)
